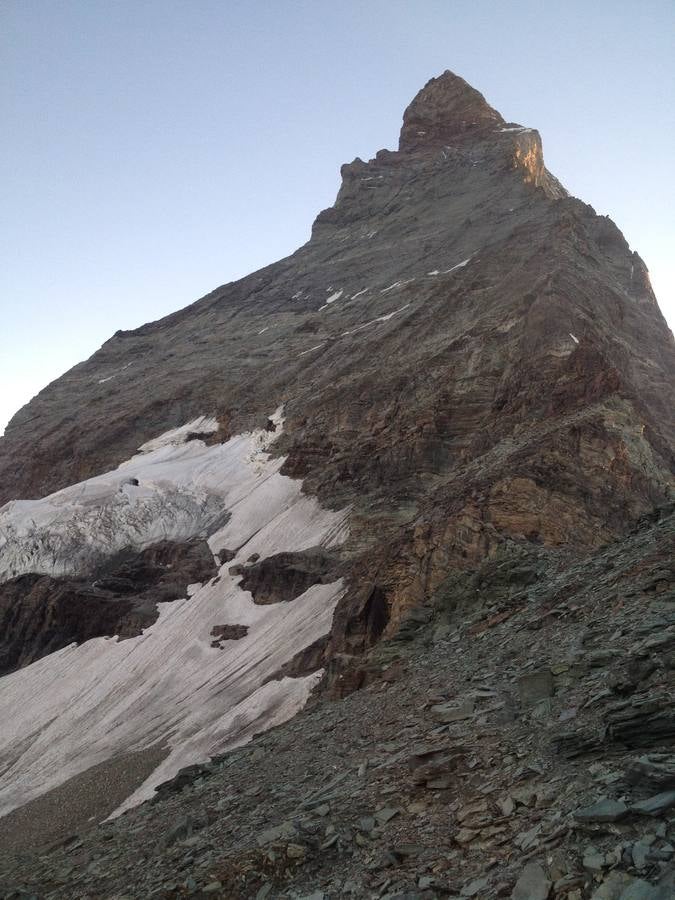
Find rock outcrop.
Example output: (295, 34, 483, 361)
(0, 539, 217, 675)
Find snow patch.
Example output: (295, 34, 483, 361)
(0, 412, 349, 820)
(341, 304, 411, 337)
(0, 416, 234, 581)
(569, 333, 579, 344)
(350, 288, 368, 301)
(137, 416, 220, 454)
(318, 289, 343, 312)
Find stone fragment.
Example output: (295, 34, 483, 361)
(582, 848, 606, 873)
(455, 827, 478, 844)
(160, 816, 194, 848)
(461, 876, 489, 896)
(574, 798, 628, 823)
(631, 789, 675, 816)
(618, 880, 667, 900)
(511, 863, 551, 900)
(256, 821, 299, 846)
(374, 806, 400, 826)
(589, 872, 635, 899)
(457, 799, 489, 824)
(498, 795, 515, 816)
(587, 649, 622, 667)
(518, 671, 554, 706)
(430, 699, 475, 723)
(514, 823, 541, 851)
(624, 754, 675, 791)
(631, 842, 650, 870)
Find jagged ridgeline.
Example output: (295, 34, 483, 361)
(0, 72, 673, 897)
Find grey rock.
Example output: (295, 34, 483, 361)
(374, 806, 400, 826)
(631, 789, 675, 816)
(587, 648, 622, 667)
(255, 885, 272, 900)
(429, 699, 474, 723)
(511, 862, 551, 900)
(518, 672, 554, 706)
(461, 876, 489, 896)
(625, 754, 675, 791)
(618, 880, 665, 900)
(590, 873, 639, 899)
(631, 841, 651, 870)
(574, 797, 629, 823)
(583, 848, 606, 873)
(256, 820, 299, 846)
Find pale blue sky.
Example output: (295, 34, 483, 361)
(2, 0, 674, 434)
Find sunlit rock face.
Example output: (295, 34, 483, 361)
(0, 70, 673, 825)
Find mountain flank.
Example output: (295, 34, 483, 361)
(0, 71, 673, 899)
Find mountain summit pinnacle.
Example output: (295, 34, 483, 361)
(398, 69, 505, 152)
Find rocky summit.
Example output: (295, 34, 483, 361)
(0, 70, 673, 900)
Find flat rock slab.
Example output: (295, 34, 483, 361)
(430, 700, 474, 723)
(574, 797, 628, 823)
(511, 862, 551, 900)
(630, 789, 675, 816)
(256, 821, 299, 846)
(518, 671, 554, 706)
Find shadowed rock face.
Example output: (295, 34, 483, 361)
(0, 540, 217, 675)
(0, 69, 673, 657)
(238, 549, 336, 605)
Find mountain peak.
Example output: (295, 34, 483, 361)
(398, 70, 505, 152)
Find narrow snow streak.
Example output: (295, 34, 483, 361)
(0, 412, 350, 820)
(443, 257, 472, 274)
(341, 303, 411, 337)
(298, 343, 325, 357)
(97, 362, 132, 385)
(381, 281, 401, 294)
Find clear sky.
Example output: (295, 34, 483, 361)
(2, 0, 674, 435)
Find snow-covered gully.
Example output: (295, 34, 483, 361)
(0, 410, 349, 820)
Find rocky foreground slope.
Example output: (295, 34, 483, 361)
(0, 72, 673, 898)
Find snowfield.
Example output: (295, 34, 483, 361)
(0, 411, 349, 819)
